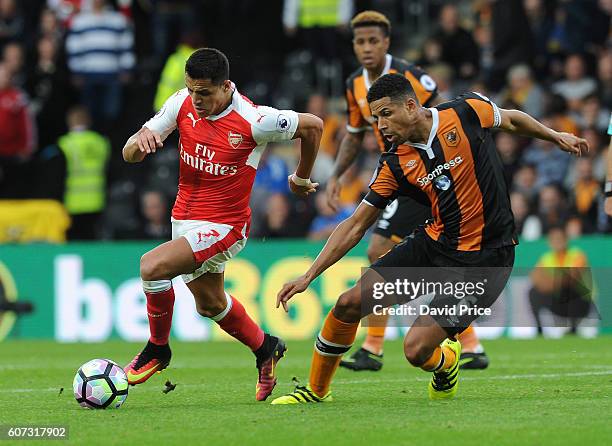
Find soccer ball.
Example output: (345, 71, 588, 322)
(73, 359, 128, 409)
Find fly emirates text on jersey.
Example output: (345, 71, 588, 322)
(180, 142, 238, 176)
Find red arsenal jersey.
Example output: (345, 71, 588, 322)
(144, 85, 299, 227)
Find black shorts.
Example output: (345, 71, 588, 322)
(370, 228, 516, 336)
(372, 195, 431, 243)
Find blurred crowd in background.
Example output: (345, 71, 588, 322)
(0, 0, 610, 242)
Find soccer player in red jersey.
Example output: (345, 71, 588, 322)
(121, 48, 322, 401)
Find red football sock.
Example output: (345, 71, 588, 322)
(145, 286, 175, 346)
(214, 295, 264, 351)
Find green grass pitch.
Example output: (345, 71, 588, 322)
(1, 337, 611, 445)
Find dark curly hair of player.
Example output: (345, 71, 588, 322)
(366, 73, 418, 104)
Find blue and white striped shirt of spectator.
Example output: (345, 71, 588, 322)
(66, 8, 134, 76)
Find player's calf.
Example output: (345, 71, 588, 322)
(404, 341, 438, 368)
(194, 292, 229, 318)
(334, 287, 363, 323)
(403, 319, 449, 367)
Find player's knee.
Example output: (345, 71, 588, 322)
(139, 254, 156, 281)
(334, 289, 361, 323)
(140, 253, 168, 281)
(403, 338, 431, 367)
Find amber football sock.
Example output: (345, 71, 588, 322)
(420, 345, 457, 372)
(309, 309, 359, 397)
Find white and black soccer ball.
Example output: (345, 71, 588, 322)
(73, 359, 128, 409)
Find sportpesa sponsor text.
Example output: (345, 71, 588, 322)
(416, 156, 463, 187)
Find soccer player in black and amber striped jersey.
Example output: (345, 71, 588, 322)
(272, 73, 588, 404)
(326, 10, 486, 371)
(366, 90, 517, 251)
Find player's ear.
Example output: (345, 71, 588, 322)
(383, 36, 390, 51)
(222, 80, 232, 91)
(404, 96, 415, 112)
(406, 97, 420, 117)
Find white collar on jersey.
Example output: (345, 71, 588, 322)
(363, 54, 392, 90)
(205, 81, 237, 121)
(405, 108, 438, 160)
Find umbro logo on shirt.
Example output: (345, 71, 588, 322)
(406, 160, 417, 168)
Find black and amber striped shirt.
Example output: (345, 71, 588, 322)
(346, 54, 439, 151)
(364, 92, 517, 252)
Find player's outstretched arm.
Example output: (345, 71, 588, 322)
(122, 126, 163, 163)
(326, 132, 366, 211)
(276, 202, 380, 311)
(498, 108, 589, 156)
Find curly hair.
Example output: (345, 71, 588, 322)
(367, 73, 417, 104)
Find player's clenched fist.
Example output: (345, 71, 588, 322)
(137, 127, 163, 154)
(288, 173, 319, 197)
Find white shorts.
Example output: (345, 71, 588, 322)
(171, 218, 248, 283)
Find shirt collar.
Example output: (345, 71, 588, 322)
(406, 108, 438, 159)
(363, 54, 392, 90)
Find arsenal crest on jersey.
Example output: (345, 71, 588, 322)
(228, 131, 243, 148)
(444, 128, 460, 147)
